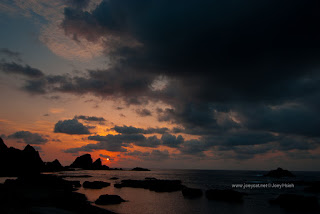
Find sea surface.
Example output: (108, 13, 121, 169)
(47, 170, 320, 214)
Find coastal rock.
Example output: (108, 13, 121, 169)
(270, 194, 319, 210)
(110, 177, 119, 180)
(45, 159, 64, 172)
(83, 181, 110, 189)
(0, 138, 45, 176)
(69, 180, 81, 188)
(70, 154, 92, 169)
(264, 168, 295, 178)
(182, 187, 203, 198)
(92, 158, 102, 169)
(205, 189, 244, 202)
(114, 179, 184, 192)
(132, 167, 150, 171)
(0, 137, 7, 150)
(22, 144, 45, 173)
(109, 167, 122, 170)
(69, 154, 110, 170)
(95, 194, 126, 205)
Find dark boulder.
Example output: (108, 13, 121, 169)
(304, 181, 320, 193)
(264, 168, 295, 178)
(132, 167, 150, 171)
(110, 177, 119, 180)
(205, 189, 244, 202)
(68, 180, 81, 188)
(270, 194, 319, 210)
(95, 194, 126, 205)
(83, 181, 110, 189)
(0, 174, 116, 214)
(182, 187, 203, 198)
(70, 154, 92, 169)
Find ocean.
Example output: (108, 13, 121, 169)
(42, 170, 320, 214)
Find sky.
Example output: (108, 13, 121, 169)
(0, 0, 320, 170)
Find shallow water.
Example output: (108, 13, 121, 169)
(52, 169, 320, 214)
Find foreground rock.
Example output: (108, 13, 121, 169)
(95, 194, 126, 205)
(132, 167, 150, 171)
(114, 179, 184, 192)
(182, 187, 203, 198)
(205, 189, 244, 202)
(270, 194, 319, 211)
(69, 180, 82, 188)
(0, 174, 115, 214)
(264, 168, 295, 178)
(69, 154, 109, 170)
(304, 181, 320, 193)
(83, 181, 110, 189)
(0, 138, 45, 176)
(110, 177, 119, 180)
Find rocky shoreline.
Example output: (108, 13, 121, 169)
(0, 174, 116, 214)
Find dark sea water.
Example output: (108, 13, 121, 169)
(52, 169, 320, 214)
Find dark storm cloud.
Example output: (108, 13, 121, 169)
(74, 115, 106, 123)
(125, 149, 170, 161)
(276, 135, 318, 151)
(54, 119, 91, 135)
(207, 131, 278, 147)
(15, 0, 320, 159)
(0, 62, 44, 78)
(89, 133, 161, 148)
(238, 104, 320, 137)
(176, 131, 277, 157)
(135, 108, 152, 117)
(136, 136, 161, 148)
(112, 125, 168, 134)
(65, 0, 90, 9)
(59, 0, 320, 111)
(61, 0, 320, 91)
(8, 131, 48, 145)
(100, 154, 110, 158)
(161, 133, 184, 148)
(22, 68, 155, 98)
(64, 132, 187, 153)
(64, 133, 155, 153)
(178, 139, 209, 156)
(0, 48, 21, 61)
(286, 151, 320, 160)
